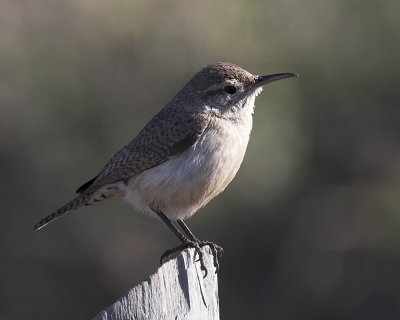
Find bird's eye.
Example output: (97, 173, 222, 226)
(224, 85, 236, 95)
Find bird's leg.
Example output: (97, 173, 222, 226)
(153, 209, 208, 276)
(176, 219, 198, 241)
(177, 219, 223, 273)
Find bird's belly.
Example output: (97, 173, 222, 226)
(123, 118, 252, 220)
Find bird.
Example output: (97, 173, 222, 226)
(34, 62, 297, 274)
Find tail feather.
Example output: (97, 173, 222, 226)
(33, 195, 92, 231)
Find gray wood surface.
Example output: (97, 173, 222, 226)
(92, 248, 219, 320)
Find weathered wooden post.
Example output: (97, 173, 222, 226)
(92, 248, 219, 320)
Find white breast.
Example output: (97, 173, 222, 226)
(123, 95, 257, 220)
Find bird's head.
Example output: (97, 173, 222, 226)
(180, 62, 298, 115)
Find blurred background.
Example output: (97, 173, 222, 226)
(1, 0, 400, 319)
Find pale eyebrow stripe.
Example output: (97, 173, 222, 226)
(203, 80, 239, 93)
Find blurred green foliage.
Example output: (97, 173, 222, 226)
(1, 0, 400, 319)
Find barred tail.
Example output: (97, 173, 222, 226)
(33, 195, 92, 231)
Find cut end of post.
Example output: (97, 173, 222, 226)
(92, 248, 220, 320)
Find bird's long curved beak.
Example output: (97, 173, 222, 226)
(255, 72, 299, 88)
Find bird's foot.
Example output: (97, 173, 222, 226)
(195, 241, 223, 273)
(160, 238, 209, 276)
(160, 239, 223, 277)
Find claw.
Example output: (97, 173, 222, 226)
(160, 239, 223, 277)
(197, 241, 223, 273)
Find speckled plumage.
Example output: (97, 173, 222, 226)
(82, 63, 257, 193)
(34, 62, 296, 230)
